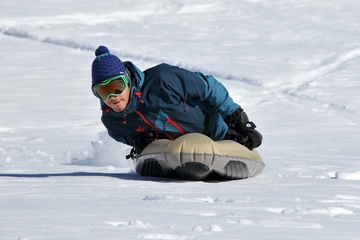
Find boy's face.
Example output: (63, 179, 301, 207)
(103, 86, 130, 112)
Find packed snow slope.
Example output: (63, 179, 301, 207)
(1, 0, 360, 239)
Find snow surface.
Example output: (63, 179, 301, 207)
(1, 0, 360, 239)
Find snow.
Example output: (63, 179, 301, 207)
(1, 0, 360, 239)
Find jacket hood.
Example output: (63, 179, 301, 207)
(124, 61, 145, 92)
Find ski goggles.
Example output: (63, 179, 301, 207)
(92, 74, 129, 100)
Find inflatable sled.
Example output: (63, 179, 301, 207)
(132, 133, 265, 181)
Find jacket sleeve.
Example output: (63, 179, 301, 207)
(158, 64, 240, 118)
(193, 71, 240, 118)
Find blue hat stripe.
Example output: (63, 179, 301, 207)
(96, 53, 110, 58)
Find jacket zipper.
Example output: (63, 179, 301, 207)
(166, 117, 186, 134)
(134, 110, 174, 140)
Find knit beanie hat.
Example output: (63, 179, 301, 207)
(91, 46, 125, 86)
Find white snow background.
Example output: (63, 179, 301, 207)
(1, 0, 360, 239)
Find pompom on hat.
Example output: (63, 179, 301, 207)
(91, 46, 125, 86)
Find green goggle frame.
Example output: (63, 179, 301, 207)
(92, 74, 129, 100)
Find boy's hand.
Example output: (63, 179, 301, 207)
(224, 108, 263, 150)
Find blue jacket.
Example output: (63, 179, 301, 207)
(100, 62, 240, 145)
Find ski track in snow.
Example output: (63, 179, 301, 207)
(272, 46, 360, 113)
(1, 26, 358, 116)
(0, 27, 260, 86)
(277, 46, 360, 94)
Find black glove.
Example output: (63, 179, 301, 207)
(126, 132, 154, 155)
(224, 128, 249, 146)
(224, 108, 262, 150)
